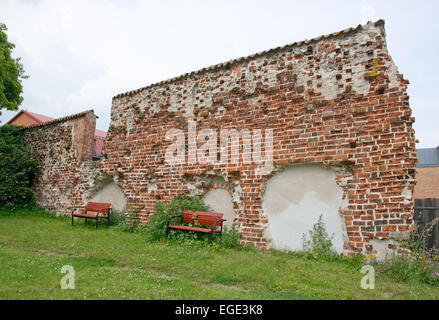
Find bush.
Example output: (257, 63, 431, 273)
(296, 215, 365, 268)
(0, 125, 39, 208)
(374, 252, 439, 285)
(109, 209, 127, 226)
(143, 195, 210, 242)
(217, 224, 240, 249)
(113, 205, 141, 232)
(0, 200, 46, 216)
(302, 214, 337, 260)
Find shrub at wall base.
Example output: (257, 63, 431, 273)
(0, 125, 38, 208)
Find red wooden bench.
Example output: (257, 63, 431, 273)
(166, 210, 226, 243)
(71, 202, 112, 229)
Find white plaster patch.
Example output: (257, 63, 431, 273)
(203, 188, 237, 229)
(263, 165, 345, 253)
(369, 239, 396, 261)
(89, 181, 127, 211)
(401, 184, 412, 205)
(147, 183, 158, 193)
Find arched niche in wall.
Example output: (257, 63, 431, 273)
(202, 180, 238, 229)
(262, 164, 346, 253)
(89, 175, 127, 212)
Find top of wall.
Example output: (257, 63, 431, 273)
(112, 19, 385, 100)
(22, 109, 95, 131)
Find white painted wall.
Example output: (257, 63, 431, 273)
(203, 188, 237, 229)
(262, 165, 346, 253)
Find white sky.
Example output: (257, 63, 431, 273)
(0, 0, 437, 147)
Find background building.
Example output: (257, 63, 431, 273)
(414, 147, 439, 199)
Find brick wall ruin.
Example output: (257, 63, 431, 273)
(24, 20, 417, 257)
(22, 110, 103, 213)
(100, 20, 417, 256)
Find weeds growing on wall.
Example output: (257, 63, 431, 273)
(113, 205, 141, 232)
(302, 214, 337, 260)
(297, 214, 365, 268)
(373, 219, 439, 286)
(217, 224, 240, 249)
(0, 125, 39, 208)
(109, 208, 128, 227)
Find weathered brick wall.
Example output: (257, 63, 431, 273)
(23, 110, 102, 214)
(101, 20, 417, 255)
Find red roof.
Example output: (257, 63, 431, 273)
(26, 110, 55, 123)
(6, 109, 55, 125)
(94, 129, 107, 138)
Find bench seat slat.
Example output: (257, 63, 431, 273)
(72, 213, 98, 219)
(181, 210, 223, 226)
(168, 225, 221, 233)
(85, 202, 111, 213)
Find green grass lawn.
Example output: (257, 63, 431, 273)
(0, 213, 439, 300)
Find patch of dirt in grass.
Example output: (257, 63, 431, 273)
(0, 237, 18, 245)
(32, 249, 58, 256)
(116, 264, 178, 280)
(31, 248, 83, 258)
(211, 282, 250, 293)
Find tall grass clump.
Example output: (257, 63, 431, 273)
(374, 218, 439, 286)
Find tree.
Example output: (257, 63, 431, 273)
(0, 125, 38, 207)
(0, 22, 27, 115)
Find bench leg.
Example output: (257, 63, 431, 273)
(71, 215, 74, 226)
(209, 231, 214, 244)
(96, 218, 98, 229)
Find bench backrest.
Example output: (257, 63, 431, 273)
(181, 210, 223, 227)
(85, 202, 111, 214)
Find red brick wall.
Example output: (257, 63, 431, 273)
(101, 21, 417, 255)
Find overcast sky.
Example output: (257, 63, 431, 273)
(0, 0, 437, 147)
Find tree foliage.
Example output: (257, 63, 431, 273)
(0, 125, 38, 207)
(0, 23, 27, 114)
